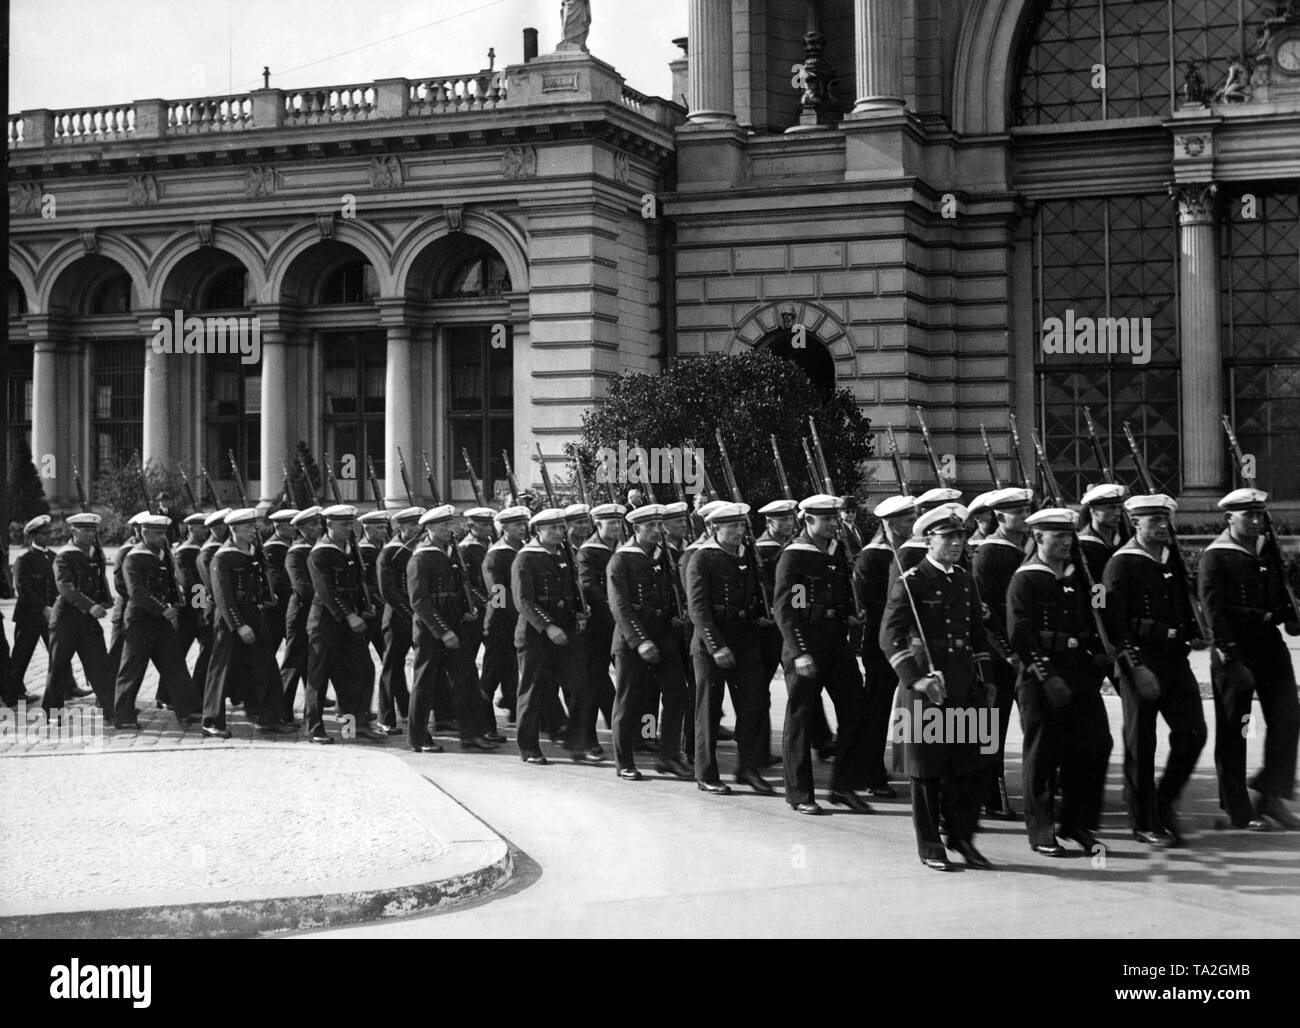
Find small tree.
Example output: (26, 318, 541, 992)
(8, 438, 51, 523)
(568, 351, 875, 506)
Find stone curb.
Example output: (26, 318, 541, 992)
(0, 745, 513, 938)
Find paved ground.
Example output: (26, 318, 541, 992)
(2, 589, 1299, 938)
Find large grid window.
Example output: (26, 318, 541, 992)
(1035, 194, 1182, 498)
(323, 331, 385, 502)
(7, 343, 33, 472)
(207, 362, 262, 484)
(1014, 0, 1259, 126)
(448, 325, 513, 503)
(92, 340, 144, 474)
(1222, 185, 1300, 499)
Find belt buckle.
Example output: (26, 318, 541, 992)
(1067, 637, 1078, 649)
(1166, 628, 1177, 639)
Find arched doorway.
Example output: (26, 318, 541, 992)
(757, 323, 836, 395)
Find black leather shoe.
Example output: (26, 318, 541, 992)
(716, 726, 735, 741)
(1134, 829, 1172, 847)
(201, 724, 231, 739)
(1157, 805, 1185, 847)
(355, 726, 390, 742)
(1058, 827, 1098, 852)
(413, 742, 444, 753)
(698, 780, 732, 795)
(257, 722, 297, 735)
(1032, 843, 1067, 857)
(68, 685, 94, 699)
(921, 856, 956, 871)
(1258, 796, 1300, 831)
(951, 840, 993, 869)
(866, 785, 897, 798)
(460, 736, 499, 751)
(587, 743, 605, 758)
(617, 767, 643, 781)
(309, 730, 334, 745)
(655, 758, 694, 779)
(483, 730, 509, 744)
(521, 752, 549, 765)
(435, 719, 460, 734)
(828, 790, 873, 814)
(815, 743, 836, 762)
(379, 723, 403, 736)
(736, 769, 775, 795)
(984, 805, 1020, 821)
(792, 801, 824, 815)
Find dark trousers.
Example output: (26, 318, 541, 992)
(11, 617, 73, 697)
(911, 772, 981, 860)
(613, 633, 686, 770)
(782, 631, 869, 804)
(582, 626, 615, 749)
(980, 660, 1019, 809)
(304, 615, 372, 735)
(378, 617, 413, 729)
(1017, 666, 1113, 848)
(679, 624, 696, 756)
(44, 609, 115, 716)
(1120, 650, 1206, 831)
(107, 616, 125, 683)
(516, 625, 588, 755)
(482, 615, 519, 715)
(279, 609, 309, 719)
(1211, 632, 1299, 822)
(408, 622, 483, 747)
(204, 621, 282, 728)
(861, 645, 900, 789)
(692, 630, 767, 782)
(114, 616, 200, 724)
(760, 627, 783, 758)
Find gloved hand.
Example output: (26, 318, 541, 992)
(1042, 674, 1071, 708)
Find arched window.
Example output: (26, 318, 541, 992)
(87, 271, 133, 314)
(1014, 0, 1258, 126)
(444, 252, 511, 297)
(757, 324, 836, 395)
(203, 266, 248, 310)
(8, 275, 27, 319)
(320, 259, 379, 304)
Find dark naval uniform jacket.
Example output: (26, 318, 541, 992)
(608, 541, 676, 652)
(772, 528, 856, 663)
(14, 545, 58, 626)
(512, 540, 581, 646)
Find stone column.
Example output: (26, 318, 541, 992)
(852, 0, 905, 113)
(139, 314, 171, 469)
(1172, 182, 1224, 493)
(31, 329, 61, 503)
(258, 327, 291, 504)
(686, 0, 735, 123)
(384, 324, 414, 508)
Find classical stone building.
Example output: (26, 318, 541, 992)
(9, 0, 1300, 511)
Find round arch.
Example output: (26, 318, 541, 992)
(144, 225, 268, 309)
(264, 219, 396, 303)
(35, 232, 149, 314)
(952, 0, 1039, 137)
(8, 257, 37, 316)
(730, 300, 856, 363)
(392, 209, 530, 298)
(156, 248, 253, 310)
(46, 253, 139, 315)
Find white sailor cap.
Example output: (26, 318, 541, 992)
(66, 512, 102, 527)
(627, 503, 666, 525)
(204, 508, 233, 527)
(697, 500, 728, 520)
(661, 501, 690, 518)
(590, 502, 627, 521)
(321, 504, 358, 520)
(494, 505, 531, 525)
(798, 494, 842, 516)
(705, 502, 751, 524)
(989, 486, 1034, 511)
(419, 505, 456, 525)
(135, 514, 171, 530)
(183, 511, 209, 526)
(358, 509, 392, 525)
(529, 507, 567, 529)
(127, 511, 152, 527)
(563, 503, 591, 521)
(915, 487, 963, 512)
(393, 506, 427, 525)
(1218, 487, 1268, 512)
(464, 506, 497, 522)
(290, 506, 323, 526)
(872, 494, 917, 520)
(224, 508, 258, 526)
(915, 503, 970, 536)
(23, 515, 52, 534)
(1124, 493, 1177, 517)
(1081, 483, 1127, 506)
(966, 492, 998, 517)
(759, 499, 798, 517)
(1025, 507, 1078, 531)
(269, 508, 299, 524)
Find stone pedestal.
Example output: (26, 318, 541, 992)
(503, 50, 625, 106)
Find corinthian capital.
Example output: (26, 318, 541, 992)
(1168, 181, 1218, 222)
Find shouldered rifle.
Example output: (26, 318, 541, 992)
(323, 451, 375, 614)
(799, 437, 821, 495)
(280, 460, 296, 508)
(395, 447, 416, 507)
(1007, 413, 1033, 493)
(914, 407, 948, 487)
(807, 416, 836, 495)
(1121, 422, 1210, 640)
(135, 453, 181, 605)
(715, 429, 774, 619)
(636, 441, 685, 621)
(70, 453, 109, 572)
(885, 425, 909, 495)
(461, 447, 500, 541)
(365, 455, 385, 511)
(423, 452, 479, 614)
(770, 434, 794, 502)
(1082, 405, 1131, 542)
(502, 449, 521, 505)
(227, 449, 274, 599)
(533, 442, 590, 619)
(574, 459, 593, 510)
(176, 463, 200, 512)
(1221, 415, 1300, 622)
(295, 455, 320, 507)
(198, 462, 221, 509)
(979, 425, 1002, 490)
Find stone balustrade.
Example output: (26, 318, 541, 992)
(407, 73, 508, 114)
(167, 94, 254, 133)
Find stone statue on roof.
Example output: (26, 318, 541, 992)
(561, 0, 591, 52)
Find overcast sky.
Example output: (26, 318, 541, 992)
(10, 0, 689, 112)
